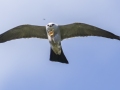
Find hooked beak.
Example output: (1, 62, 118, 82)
(48, 29, 54, 37)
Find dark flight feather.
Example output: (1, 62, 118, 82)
(60, 23, 120, 40)
(0, 25, 47, 43)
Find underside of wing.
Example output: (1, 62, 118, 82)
(59, 23, 120, 40)
(0, 24, 48, 43)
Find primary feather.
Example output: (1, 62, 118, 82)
(0, 25, 47, 43)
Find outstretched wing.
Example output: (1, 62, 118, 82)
(60, 23, 120, 40)
(0, 24, 47, 43)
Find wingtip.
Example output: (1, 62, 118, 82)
(119, 36, 120, 40)
(116, 36, 120, 40)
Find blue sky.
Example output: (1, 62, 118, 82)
(0, 0, 120, 90)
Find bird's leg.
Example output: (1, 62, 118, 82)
(48, 29, 54, 37)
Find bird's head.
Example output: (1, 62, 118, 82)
(46, 22, 58, 37)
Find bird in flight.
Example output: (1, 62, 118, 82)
(0, 22, 120, 64)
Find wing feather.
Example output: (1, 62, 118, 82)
(60, 23, 120, 40)
(0, 24, 47, 43)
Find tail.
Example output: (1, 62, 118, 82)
(50, 48, 69, 64)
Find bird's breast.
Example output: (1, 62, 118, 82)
(48, 29, 54, 37)
(48, 35, 62, 55)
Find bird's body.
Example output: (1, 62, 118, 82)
(46, 23, 62, 55)
(45, 23, 68, 63)
(0, 22, 120, 64)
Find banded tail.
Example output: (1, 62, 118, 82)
(50, 48, 68, 64)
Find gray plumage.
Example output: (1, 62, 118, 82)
(0, 25, 47, 43)
(0, 23, 119, 43)
(0, 22, 120, 64)
(59, 23, 120, 40)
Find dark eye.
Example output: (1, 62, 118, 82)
(52, 24, 54, 26)
(47, 25, 49, 26)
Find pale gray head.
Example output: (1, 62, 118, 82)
(46, 22, 58, 30)
(46, 22, 58, 37)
